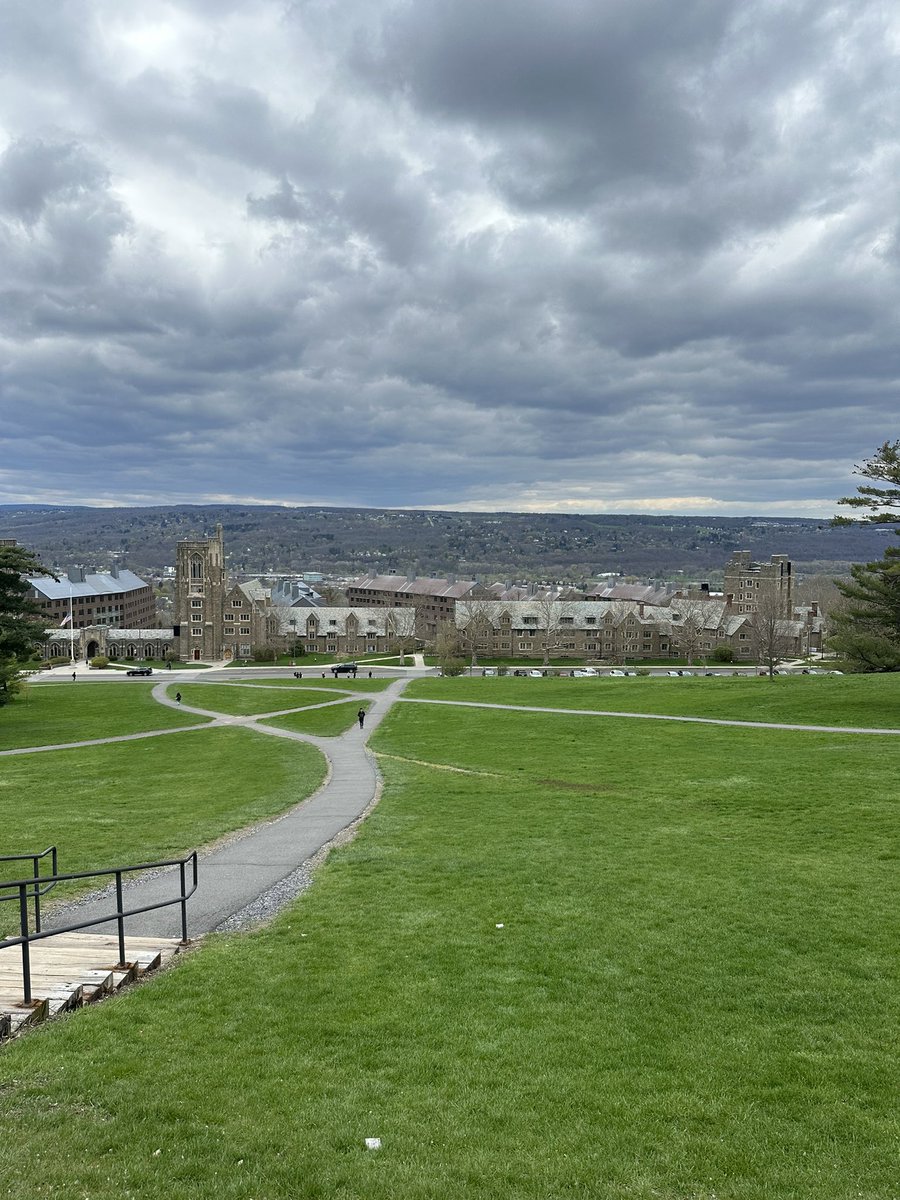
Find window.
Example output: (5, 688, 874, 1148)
(585, 643, 597, 651)
(191, 599, 203, 609)
(191, 556, 203, 581)
(523, 616, 537, 625)
(240, 626, 250, 635)
(232, 600, 243, 608)
(518, 641, 530, 650)
(240, 644, 251, 656)
(225, 613, 234, 622)
(191, 627, 203, 637)
(585, 617, 596, 625)
(560, 617, 574, 626)
(329, 619, 337, 626)
(191, 614, 202, 623)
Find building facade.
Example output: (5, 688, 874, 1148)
(723, 551, 793, 617)
(27, 566, 156, 630)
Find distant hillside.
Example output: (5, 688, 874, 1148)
(0, 503, 894, 581)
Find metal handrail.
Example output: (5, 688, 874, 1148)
(0, 847, 58, 933)
(0, 851, 199, 1005)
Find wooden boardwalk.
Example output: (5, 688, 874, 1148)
(0, 932, 184, 1040)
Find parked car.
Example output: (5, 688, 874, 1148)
(573, 669, 591, 677)
(528, 670, 543, 678)
(331, 662, 358, 677)
(609, 669, 626, 677)
(126, 666, 153, 677)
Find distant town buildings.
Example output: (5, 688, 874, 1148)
(29, 535, 822, 665)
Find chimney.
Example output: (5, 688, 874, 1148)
(810, 602, 818, 617)
(68, 568, 85, 584)
(110, 565, 119, 579)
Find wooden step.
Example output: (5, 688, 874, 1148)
(0, 932, 188, 1042)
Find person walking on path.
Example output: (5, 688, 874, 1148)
(175, 692, 182, 704)
(357, 708, 366, 729)
(72, 671, 76, 681)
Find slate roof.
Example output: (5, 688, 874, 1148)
(28, 569, 149, 600)
(349, 573, 476, 599)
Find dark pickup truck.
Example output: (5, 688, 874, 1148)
(331, 662, 358, 677)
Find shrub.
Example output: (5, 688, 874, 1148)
(90, 655, 109, 669)
(712, 644, 735, 663)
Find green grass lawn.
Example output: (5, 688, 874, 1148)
(168, 683, 354, 716)
(1, 684, 898, 1197)
(1, 728, 327, 899)
(1, 682, 210, 749)
(406, 671, 900, 729)
(240, 677, 392, 693)
(261, 700, 371, 737)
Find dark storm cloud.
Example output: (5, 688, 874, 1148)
(0, 0, 898, 514)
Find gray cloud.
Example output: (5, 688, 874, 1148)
(0, 0, 898, 516)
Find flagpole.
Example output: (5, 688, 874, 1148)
(69, 584, 75, 666)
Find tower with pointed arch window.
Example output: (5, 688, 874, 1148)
(174, 523, 227, 661)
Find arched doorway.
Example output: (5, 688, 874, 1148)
(87, 640, 100, 659)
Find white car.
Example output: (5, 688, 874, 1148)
(608, 669, 626, 677)
(579, 667, 598, 676)
(572, 669, 591, 677)
(528, 669, 543, 678)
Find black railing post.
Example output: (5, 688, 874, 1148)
(19, 883, 31, 1005)
(32, 855, 42, 933)
(115, 870, 126, 967)
(179, 860, 188, 945)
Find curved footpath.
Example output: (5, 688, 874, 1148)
(47, 678, 409, 939)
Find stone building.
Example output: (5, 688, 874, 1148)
(346, 573, 476, 640)
(27, 566, 156, 630)
(173, 524, 228, 662)
(723, 551, 793, 617)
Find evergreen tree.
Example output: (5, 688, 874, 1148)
(831, 440, 900, 671)
(0, 543, 55, 704)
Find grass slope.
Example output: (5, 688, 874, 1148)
(2, 728, 327, 893)
(1, 686, 898, 1197)
(261, 700, 370, 737)
(407, 672, 900, 728)
(0, 683, 210, 749)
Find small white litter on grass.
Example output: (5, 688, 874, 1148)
(495, 923, 504, 928)
(365, 1138, 382, 1150)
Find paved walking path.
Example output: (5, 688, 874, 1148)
(46, 679, 409, 939)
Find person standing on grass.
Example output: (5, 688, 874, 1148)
(357, 708, 366, 729)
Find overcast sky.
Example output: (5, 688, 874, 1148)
(1, 0, 897, 517)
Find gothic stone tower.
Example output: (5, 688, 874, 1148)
(724, 551, 793, 618)
(175, 523, 226, 661)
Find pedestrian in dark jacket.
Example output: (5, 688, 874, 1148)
(357, 708, 366, 729)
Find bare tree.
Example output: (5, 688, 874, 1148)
(456, 597, 494, 666)
(435, 618, 466, 676)
(668, 597, 710, 666)
(388, 606, 418, 659)
(535, 594, 565, 665)
(752, 589, 796, 678)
